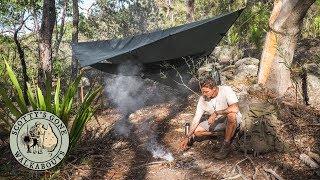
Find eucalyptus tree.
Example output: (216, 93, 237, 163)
(258, 0, 316, 97)
(71, 0, 79, 79)
(186, 0, 195, 22)
(38, 0, 56, 92)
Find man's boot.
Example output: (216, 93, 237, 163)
(214, 141, 232, 159)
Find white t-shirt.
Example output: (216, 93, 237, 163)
(191, 85, 241, 128)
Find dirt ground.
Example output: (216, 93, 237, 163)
(1, 91, 319, 180)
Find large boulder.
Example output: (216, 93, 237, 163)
(236, 64, 259, 78)
(304, 63, 320, 77)
(213, 45, 243, 64)
(222, 58, 260, 99)
(234, 57, 260, 68)
(306, 74, 320, 109)
(197, 63, 221, 76)
(289, 63, 320, 110)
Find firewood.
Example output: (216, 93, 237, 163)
(261, 169, 271, 180)
(299, 153, 320, 169)
(263, 167, 284, 180)
(222, 174, 241, 180)
(252, 166, 259, 180)
(306, 151, 320, 164)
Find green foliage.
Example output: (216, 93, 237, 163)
(301, 1, 320, 38)
(81, 0, 162, 39)
(236, 2, 271, 49)
(69, 87, 102, 149)
(0, 60, 102, 152)
(225, 26, 240, 46)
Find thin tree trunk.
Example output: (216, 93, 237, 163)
(31, 0, 41, 63)
(186, 0, 195, 22)
(38, 0, 56, 91)
(257, 0, 315, 97)
(71, 0, 79, 80)
(54, 0, 68, 57)
(166, 0, 174, 22)
(13, 14, 29, 105)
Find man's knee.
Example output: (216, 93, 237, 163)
(226, 112, 237, 124)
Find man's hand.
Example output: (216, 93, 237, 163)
(208, 112, 217, 125)
(180, 137, 190, 151)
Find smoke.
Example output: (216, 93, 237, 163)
(105, 62, 175, 161)
(105, 63, 145, 115)
(105, 62, 147, 137)
(147, 135, 174, 162)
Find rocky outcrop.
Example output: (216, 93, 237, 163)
(306, 74, 320, 109)
(213, 45, 243, 64)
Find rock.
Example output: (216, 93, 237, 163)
(287, 73, 320, 109)
(236, 64, 259, 78)
(197, 63, 220, 76)
(80, 76, 90, 87)
(197, 63, 221, 85)
(221, 70, 234, 80)
(306, 74, 320, 109)
(221, 65, 236, 72)
(248, 84, 264, 94)
(213, 45, 243, 64)
(232, 83, 250, 101)
(234, 57, 260, 68)
(304, 63, 320, 76)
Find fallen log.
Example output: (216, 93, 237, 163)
(263, 167, 284, 180)
(306, 151, 320, 164)
(299, 153, 320, 169)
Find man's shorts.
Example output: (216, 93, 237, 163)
(199, 113, 242, 132)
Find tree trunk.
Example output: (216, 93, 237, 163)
(71, 0, 79, 80)
(54, 0, 68, 57)
(257, 0, 315, 97)
(166, 0, 174, 22)
(38, 0, 56, 91)
(13, 15, 29, 105)
(186, 0, 195, 22)
(31, 0, 41, 64)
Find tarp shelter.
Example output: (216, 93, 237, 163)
(72, 9, 244, 89)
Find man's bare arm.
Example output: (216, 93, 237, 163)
(207, 103, 239, 125)
(215, 103, 239, 116)
(186, 98, 205, 137)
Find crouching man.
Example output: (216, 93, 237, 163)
(180, 77, 242, 159)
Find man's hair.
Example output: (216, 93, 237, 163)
(199, 77, 217, 89)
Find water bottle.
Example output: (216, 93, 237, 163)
(185, 123, 190, 136)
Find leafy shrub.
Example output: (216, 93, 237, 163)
(0, 60, 102, 151)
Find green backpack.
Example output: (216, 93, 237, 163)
(235, 102, 284, 155)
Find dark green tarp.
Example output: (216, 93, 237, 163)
(71, 9, 244, 89)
